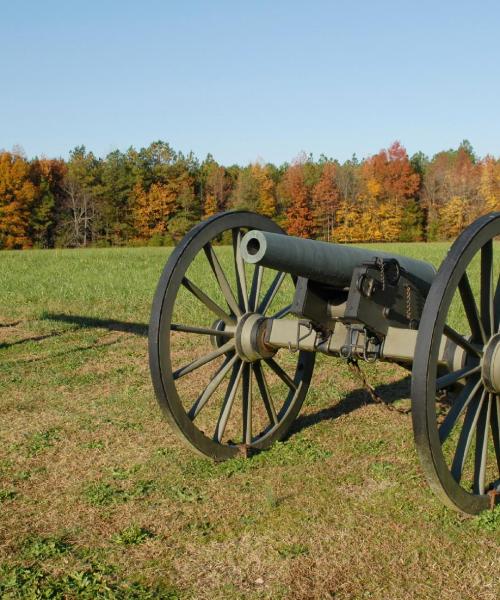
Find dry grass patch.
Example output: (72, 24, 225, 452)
(0, 246, 499, 598)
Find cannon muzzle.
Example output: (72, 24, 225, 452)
(240, 230, 436, 292)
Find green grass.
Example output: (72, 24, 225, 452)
(1, 243, 499, 599)
(112, 525, 155, 546)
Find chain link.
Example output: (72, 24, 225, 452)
(405, 284, 412, 322)
(376, 258, 385, 291)
(347, 356, 411, 415)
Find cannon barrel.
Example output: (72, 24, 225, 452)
(240, 230, 436, 291)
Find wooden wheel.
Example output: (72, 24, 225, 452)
(412, 212, 500, 514)
(149, 211, 315, 460)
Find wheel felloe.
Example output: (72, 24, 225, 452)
(412, 212, 500, 514)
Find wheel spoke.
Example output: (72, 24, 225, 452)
(188, 354, 238, 419)
(182, 277, 236, 325)
(490, 394, 500, 472)
(258, 271, 286, 315)
(494, 277, 500, 332)
(436, 365, 481, 390)
(272, 304, 292, 320)
(443, 324, 482, 358)
(459, 274, 486, 344)
(232, 229, 249, 312)
(451, 389, 486, 483)
(173, 339, 235, 380)
(265, 357, 298, 391)
(171, 323, 233, 337)
(204, 244, 242, 317)
(214, 359, 245, 442)
(439, 378, 482, 443)
(473, 393, 492, 494)
(480, 241, 494, 336)
(253, 361, 278, 426)
(242, 362, 252, 444)
(248, 265, 263, 312)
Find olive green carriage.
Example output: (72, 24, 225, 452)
(149, 210, 500, 515)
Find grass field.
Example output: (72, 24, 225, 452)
(1, 242, 499, 599)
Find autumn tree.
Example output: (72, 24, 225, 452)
(128, 141, 199, 242)
(422, 141, 481, 239)
(2, 139, 500, 249)
(0, 151, 37, 249)
(202, 157, 232, 218)
(283, 159, 314, 238)
(363, 141, 421, 241)
(231, 166, 260, 212)
(133, 180, 178, 239)
(480, 156, 500, 212)
(331, 156, 364, 241)
(312, 162, 339, 240)
(255, 163, 277, 217)
(230, 162, 277, 218)
(203, 192, 219, 219)
(133, 173, 195, 241)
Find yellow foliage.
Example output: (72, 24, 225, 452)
(365, 177, 381, 200)
(251, 163, 276, 217)
(378, 201, 403, 242)
(133, 181, 178, 238)
(480, 157, 500, 212)
(333, 197, 405, 243)
(439, 196, 468, 239)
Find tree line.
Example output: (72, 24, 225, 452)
(0, 139, 499, 249)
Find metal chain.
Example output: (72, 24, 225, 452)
(376, 258, 385, 291)
(405, 284, 412, 322)
(347, 357, 411, 415)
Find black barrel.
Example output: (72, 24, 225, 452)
(240, 230, 436, 291)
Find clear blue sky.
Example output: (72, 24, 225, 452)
(1, 1, 499, 165)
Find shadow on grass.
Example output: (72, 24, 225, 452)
(0, 314, 147, 351)
(290, 374, 412, 435)
(0, 332, 69, 350)
(12, 337, 125, 364)
(0, 320, 22, 328)
(43, 313, 148, 337)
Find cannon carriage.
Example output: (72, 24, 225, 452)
(149, 210, 500, 515)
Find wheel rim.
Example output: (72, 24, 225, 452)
(149, 211, 315, 460)
(412, 212, 500, 514)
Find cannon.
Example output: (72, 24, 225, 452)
(149, 210, 500, 514)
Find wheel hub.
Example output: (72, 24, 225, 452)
(482, 333, 500, 393)
(234, 313, 275, 362)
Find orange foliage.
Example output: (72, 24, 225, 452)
(203, 193, 219, 219)
(360, 142, 420, 241)
(0, 152, 37, 248)
(2, 139, 500, 248)
(312, 162, 339, 240)
(362, 141, 419, 202)
(284, 162, 314, 238)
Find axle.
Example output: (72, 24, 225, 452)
(232, 314, 467, 371)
